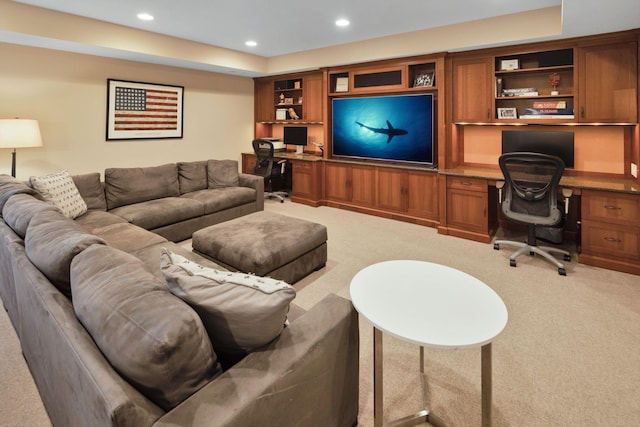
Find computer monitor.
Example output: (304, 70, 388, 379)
(283, 126, 307, 154)
(502, 130, 574, 168)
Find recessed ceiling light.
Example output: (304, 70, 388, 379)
(137, 13, 154, 21)
(245, 40, 258, 47)
(335, 18, 350, 27)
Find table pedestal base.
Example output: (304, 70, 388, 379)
(374, 328, 492, 427)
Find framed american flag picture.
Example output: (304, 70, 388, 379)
(106, 79, 184, 140)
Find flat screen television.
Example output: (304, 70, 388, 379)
(283, 126, 308, 154)
(502, 130, 574, 168)
(332, 93, 434, 166)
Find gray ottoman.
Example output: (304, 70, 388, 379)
(192, 211, 327, 284)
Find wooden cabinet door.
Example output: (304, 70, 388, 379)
(324, 162, 351, 202)
(350, 165, 376, 207)
(304, 72, 324, 122)
(446, 188, 488, 233)
(376, 168, 407, 212)
(254, 78, 273, 122)
(452, 56, 493, 122)
(578, 41, 638, 123)
(406, 171, 438, 220)
(291, 160, 315, 199)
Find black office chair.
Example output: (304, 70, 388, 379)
(252, 139, 288, 203)
(493, 152, 572, 275)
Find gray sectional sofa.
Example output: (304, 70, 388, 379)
(0, 163, 359, 427)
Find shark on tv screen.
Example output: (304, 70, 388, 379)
(331, 93, 434, 165)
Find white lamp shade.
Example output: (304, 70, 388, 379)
(0, 119, 43, 149)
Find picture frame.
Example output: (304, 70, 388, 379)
(497, 107, 518, 119)
(106, 79, 183, 140)
(335, 77, 349, 93)
(500, 59, 519, 71)
(414, 71, 435, 87)
(283, 97, 294, 105)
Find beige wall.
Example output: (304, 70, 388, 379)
(0, 42, 255, 180)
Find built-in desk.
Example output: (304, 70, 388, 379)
(440, 167, 640, 275)
(242, 152, 324, 206)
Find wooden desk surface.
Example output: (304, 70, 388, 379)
(441, 166, 640, 195)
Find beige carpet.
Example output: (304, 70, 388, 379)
(1, 200, 639, 426)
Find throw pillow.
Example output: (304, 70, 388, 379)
(207, 159, 240, 189)
(71, 244, 221, 411)
(30, 170, 88, 219)
(160, 248, 296, 369)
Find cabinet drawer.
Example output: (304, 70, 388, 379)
(581, 220, 640, 261)
(292, 160, 313, 173)
(582, 190, 640, 224)
(447, 177, 487, 193)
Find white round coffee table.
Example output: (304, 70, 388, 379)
(350, 260, 508, 427)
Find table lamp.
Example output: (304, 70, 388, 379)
(0, 119, 43, 178)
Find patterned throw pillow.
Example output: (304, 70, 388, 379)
(160, 248, 296, 369)
(30, 170, 88, 219)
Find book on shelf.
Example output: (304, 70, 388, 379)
(533, 101, 567, 109)
(520, 115, 575, 119)
(523, 108, 574, 115)
(501, 88, 538, 97)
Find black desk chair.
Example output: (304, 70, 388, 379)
(252, 139, 288, 203)
(493, 152, 572, 275)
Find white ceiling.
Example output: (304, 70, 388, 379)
(13, 0, 566, 57)
(5, 0, 640, 75)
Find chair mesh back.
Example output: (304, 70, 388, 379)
(252, 139, 274, 178)
(499, 152, 565, 226)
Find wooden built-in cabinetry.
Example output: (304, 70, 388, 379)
(580, 190, 640, 275)
(441, 176, 497, 243)
(324, 162, 439, 226)
(253, 28, 640, 275)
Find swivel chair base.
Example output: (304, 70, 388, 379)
(493, 240, 571, 276)
(266, 190, 288, 203)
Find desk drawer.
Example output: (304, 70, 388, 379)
(447, 177, 487, 193)
(292, 160, 313, 173)
(582, 190, 640, 225)
(581, 220, 640, 261)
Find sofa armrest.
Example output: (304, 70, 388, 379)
(154, 293, 359, 427)
(238, 173, 264, 211)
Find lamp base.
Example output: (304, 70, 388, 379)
(11, 149, 16, 178)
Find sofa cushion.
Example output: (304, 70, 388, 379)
(108, 197, 204, 230)
(180, 187, 257, 214)
(104, 163, 180, 210)
(30, 170, 88, 219)
(91, 223, 168, 253)
(1, 193, 60, 238)
(25, 209, 107, 298)
(71, 244, 221, 411)
(73, 210, 128, 233)
(207, 160, 239, 189)
(160, 249, 296, 369)
(178, 161, 208, 194)
(72, 172, 107, 211)
(0, 174, 42, 212)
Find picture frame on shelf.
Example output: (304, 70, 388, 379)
(283, 98, 294, 105)
(497, 108, 518, 119)
(500, 59, 519, 71)
(413, 71, 435, 87)
(335, 77, 349, 92)
(106, 79, 183, 140)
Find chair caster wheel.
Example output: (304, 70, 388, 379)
(280, 199, 284, 203)
(509, 259, 517, 267)
(493, 243, 500, 250)
(563, 254, 571, 262)
(558, 267, 567, 276)
(529, 251, 535, 256)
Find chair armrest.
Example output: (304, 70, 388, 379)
(154, 294, 359, 427)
